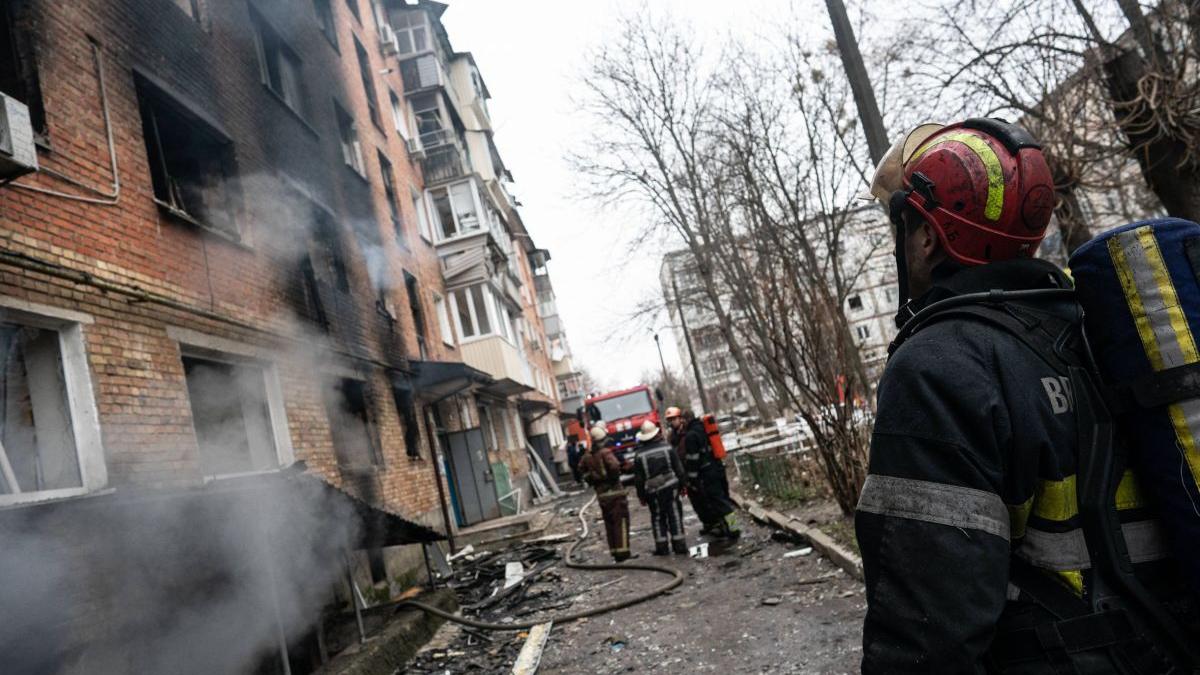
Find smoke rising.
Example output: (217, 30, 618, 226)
(0, 476, 361, 674)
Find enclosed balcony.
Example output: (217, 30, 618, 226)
(399, 53, 445, 94)
(419, 130, 469, 185)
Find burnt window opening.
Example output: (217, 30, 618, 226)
(378, 151, 401, 237)
(135, 76, 239, 236)
(334, 101, 364, 175)
(312, 0, 337, 48)
(312, 210, 352, 293)
(251, 9, 305, 116)
(344, 0, 361, 24)
(0, 322, 81, 496)
(392, 387, 420, 459)
(353, 37, 383, 129)
(169, 0, 201, 21)
(0, 1, 46, 136)
(182, 356, 278, 477)
(847, 295, 863, 311)
(297, 255, 330, 330)
(404, 271, 427, 360)
(322, 377, 380, 469)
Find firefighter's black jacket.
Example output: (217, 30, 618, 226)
(857, 259, 1187, 674)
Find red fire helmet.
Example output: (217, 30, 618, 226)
(893, 118, 1056, 266)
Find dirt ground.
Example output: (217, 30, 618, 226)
(408, 490, 865, 674)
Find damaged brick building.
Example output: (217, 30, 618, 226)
(0, 0, 571, 671)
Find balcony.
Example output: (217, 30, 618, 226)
(460, 335, 533, 397)
(419, 130, 469, 185)
(399, 53, 445, 94)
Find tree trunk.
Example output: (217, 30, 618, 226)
(1103, 48, 1200, 223)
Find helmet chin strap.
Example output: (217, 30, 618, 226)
(888, 190, 914, 327)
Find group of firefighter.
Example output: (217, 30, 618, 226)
(569, 407, 740, 561)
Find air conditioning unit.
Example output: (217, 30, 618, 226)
(0, 93, 38, 181)
(406, 137, 425, 159)
(379, 24, 399, 56)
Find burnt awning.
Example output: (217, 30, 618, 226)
(480, 377, 534, 398)
(394, 360, 493, 402)
(518, 397, 555, 418)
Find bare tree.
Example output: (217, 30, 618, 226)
(576, 16, 882, 514)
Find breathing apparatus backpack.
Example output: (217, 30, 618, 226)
(890, 217, 1200, 671)
(701, 414, 727, 461)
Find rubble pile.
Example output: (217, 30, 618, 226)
(404, 540, 578, 673)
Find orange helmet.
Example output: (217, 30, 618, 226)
(889, 118, 1055, 266)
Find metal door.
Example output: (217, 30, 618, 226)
(441, 427, 501, 526)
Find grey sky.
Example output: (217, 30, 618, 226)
(441, 0, 836, 390)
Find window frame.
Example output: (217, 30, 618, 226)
(388, 89, 409, 140)
(449, 283, 505, 342)
(377, 151, 401, 238)
(250, 7, 306, 117)
(412, 188, 433, 243)
(393, 10, 430, 55)
(0, 300, 105, 506)
(135, 74, 241, 237)
(353, 36, 384, 130)
(312, 0, 338, 49)
(433, 292, 455, 346)
(333, 100, 365, 176)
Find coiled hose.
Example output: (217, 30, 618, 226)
(393, 494, 685, 631)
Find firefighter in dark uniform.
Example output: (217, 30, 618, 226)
(667, 408, 740, 540)
(633, 420, 688, 555)
(856, 119, 1197, 672)
(579, 424, 632, 562)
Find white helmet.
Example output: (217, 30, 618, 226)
(635, 420, 660, 443)
(589, 424, 608, 442)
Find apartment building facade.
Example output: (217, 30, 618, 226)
(0, 0, 563, 670)
(660, 206, 898, 418)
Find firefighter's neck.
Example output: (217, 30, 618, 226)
(904, 220, 946, 299)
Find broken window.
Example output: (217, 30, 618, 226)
(404, 272, 427, 360)
(412, 189, 433, 242)
(0, 0, 46, 135)
(311, 210, 351, 293)
(847, 295, 863, 311)
(322, 378, 379, 469)
(136, 76, 239, 235)
(334, 101, 364, 175)
(433, 293, 454, 346)
(450, 284, 495, 339)
(252, 9, 304, 115)
(429, 181, 480, 240)
(0, 323, 81, 496)
(410, 92, 443, 141)
(391, 387, 420, 458)
(312, 0, 337, 48)
(182, 356, 278, 477)
(388, 89, 408, 140)
(378, 151, 401, 236)
(353, 38, 383, 129)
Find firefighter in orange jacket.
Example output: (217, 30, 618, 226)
(578, 425, 633, 562)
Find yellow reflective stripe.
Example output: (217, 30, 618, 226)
(1112, 229, 1200, 489)
(1008, 496, 1033, 540)
(911, 131, 1005, 221)
(1055, 570, 1085, 596)
(1030, 471, 1145, 523)
(1115, 471, 1146, 511)
(1109, 234, 1163, 368)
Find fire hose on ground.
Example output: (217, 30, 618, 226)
(393, 494, 685, 631)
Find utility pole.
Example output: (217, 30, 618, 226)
(670, 268, 709, 412)
(825, 0, 889, 165)
(653, 332, 670, 385)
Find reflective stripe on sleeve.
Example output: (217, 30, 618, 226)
(856, 474, 1011, 541)
(1016, 519, 1170, 571)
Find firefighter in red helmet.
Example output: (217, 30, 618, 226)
(856, 119, 1195, 672)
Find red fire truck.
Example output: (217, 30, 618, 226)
(582, 385, 663, 465)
